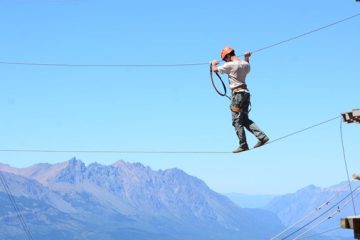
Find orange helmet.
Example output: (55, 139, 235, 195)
(220, 46, 235, 60)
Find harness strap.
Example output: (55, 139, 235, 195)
(231, 91, 251, 114)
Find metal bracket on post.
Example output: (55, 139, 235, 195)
(341, 109, 360, 124)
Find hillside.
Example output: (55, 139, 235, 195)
(265, 182, 360, 240)
(0, 158, 283, 240)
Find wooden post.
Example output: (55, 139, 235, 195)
(340, 109, 360, 239)
(341, 217, 360, 239)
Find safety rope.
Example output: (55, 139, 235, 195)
(265, 116, 340, 146)
(209, 63, 231, 100)
(250, 13, 360, 55)
(0, 13, 358, 68)
(0, 115, 340, 154)
(0, 61, 208, 68)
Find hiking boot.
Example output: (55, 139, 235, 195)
(254, 137, 269, 148)
(232, 146, 249, 153)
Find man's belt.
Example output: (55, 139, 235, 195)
(231, 84, 247, 94)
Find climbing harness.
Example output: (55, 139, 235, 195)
(230, 91, 250, 114)
(209, 63, 252, 113)
(209, 63, 231, 100)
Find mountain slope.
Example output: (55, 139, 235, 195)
(0, 158, 284, 240)
(265, 183, 360, 239)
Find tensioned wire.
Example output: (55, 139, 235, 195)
(0, 115, 340, 154)
(270, 181, 350, 240)
(340, 119, 357, 216)
(0, 13, 359, 68)
(0, 171, 34, 240)
(293, 189, 360, 240)
(279, 184, 360, 240)
(294, 227, 341, 240)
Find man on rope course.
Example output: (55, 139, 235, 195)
(211, 46, 269, 153)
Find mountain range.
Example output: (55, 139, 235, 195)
(225, 182, 360, 240)
(0, 158, 283, 240)
(264, 182, 360, 240)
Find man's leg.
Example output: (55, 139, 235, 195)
(232, 111, 248, 149)
(245, 119, 267, 141)
(231, 92, 249, 153)
(242, 93, 269, 148)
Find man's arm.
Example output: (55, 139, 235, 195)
(244, 52, 251, 63)
(211, 60, 219, 72)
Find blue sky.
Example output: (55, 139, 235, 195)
(0, 0, 359, 194)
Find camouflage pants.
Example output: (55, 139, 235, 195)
(231, 92, 267, 148)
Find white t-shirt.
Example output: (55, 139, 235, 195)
(218, 60, 250, 90)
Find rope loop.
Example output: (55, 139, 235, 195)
(209, 63, 231, 100)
